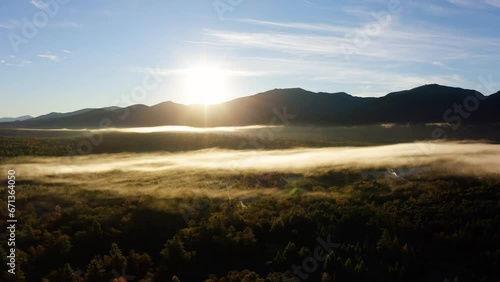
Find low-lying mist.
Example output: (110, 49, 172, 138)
(14, 124, 279, 134)
(4, 142, 500, 177)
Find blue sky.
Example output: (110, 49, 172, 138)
(1, 0, 500, 117)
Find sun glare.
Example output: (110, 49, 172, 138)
(183, 65, 228, 105)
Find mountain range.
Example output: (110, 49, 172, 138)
(0, 115, 33, 123)
(1, 84, 499, 129)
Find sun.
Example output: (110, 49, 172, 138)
(182, 65, 228, 105)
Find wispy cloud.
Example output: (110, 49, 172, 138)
(29, 1, 82, 28)
(62, 49, 72, 54)
(194, 18, 500, 96)
(37, 54, 60, 62)
(31, 0, 48, 10)
(234, 19, 352, 34)
(486, 0, 500, 7)
(50, 21, 83, 28)
(134, 66, 269, 78)
(203, 20, 500, 63)
(0, 23, 16, 29)
(0, 20, 19, 29)
(448, 0, 500, 8)
(204, 29, 349, 56)
(1, 58, 32, 67)
(299, 0, 338, 12)
(407, 2, 460, 16)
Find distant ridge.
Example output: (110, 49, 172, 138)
(0, 115, 33, 123)
(32, 106, 121, 120)
(2, 84, 499, 129)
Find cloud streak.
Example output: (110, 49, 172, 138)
(204, 21, 500, 63)
(37, 54, 60, 62)
(134, 65, 270, 78)
(448, 0, 500, 8)
(31, 0, 48, 10)
(234, 19, 353, 34)
(0, 22, 17, 29)
(0, 58, 32, 67)
(196, 17, 500, 96)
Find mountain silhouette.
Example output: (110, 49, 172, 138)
(0, 115, 33, 123)
(1, 84, 499, 129)
(345, 84, 491, 124)
(31, 107, 120, 121)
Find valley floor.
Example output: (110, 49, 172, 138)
(0, 127, 499, 281)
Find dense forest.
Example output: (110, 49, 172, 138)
(0, 131, 367, 159)
(1, 168, 499, 281)
(1, 131, 499, 281)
